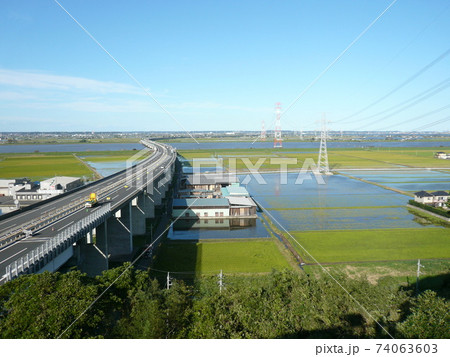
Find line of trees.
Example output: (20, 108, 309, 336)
(0, 266, 448, 339)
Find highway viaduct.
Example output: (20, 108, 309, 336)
(0, 140, 177, 284)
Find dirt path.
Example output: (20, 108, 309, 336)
(73, 153, 103, 180)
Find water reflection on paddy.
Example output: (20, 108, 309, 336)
(340, 169, 450, 192)
(169, 216, 270, 240)
(243, 172, 442, 231)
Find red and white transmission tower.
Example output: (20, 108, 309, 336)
(260, 120, 266, 141)
(273, 102, 282, 148)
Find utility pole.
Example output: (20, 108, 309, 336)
(416, 259, 424, 294)
(166, 272, 172, 290)
(218, 269, 224, 293)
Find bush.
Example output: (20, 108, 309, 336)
(408, 200, 450, 218)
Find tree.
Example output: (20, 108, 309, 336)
(0, 271, 101, 338)
(397, 290, 449, 339)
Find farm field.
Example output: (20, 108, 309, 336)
(178, 146, 450, 170)
(340, 169, 450, 193)
(79, 150, 150, 162)
(288, 228, 449, 263)
(152, 238, 292, 274)
(0, 150, 149, 180)
(306, 259, 450, 287)
(0, 153, 92, 181)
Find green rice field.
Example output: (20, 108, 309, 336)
(178, 146, 450, 170)
(0, 153, 92, 181)
(153, 239, 292, 274)
(289, 228, 449, 263)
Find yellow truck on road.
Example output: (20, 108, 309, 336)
(85, 193, 98, 208)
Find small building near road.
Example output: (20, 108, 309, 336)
(39, 176, 83, 191)
(13, 176, 83, 202)
(0, 178, 34, 197)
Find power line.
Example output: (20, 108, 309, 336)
(354, 81, 450, 130)
(53, 0, 199, 144)
(335, 1, 450, 123)
(339, 47, 450, 122)
(251, 0, 399, 145)
(338, 77, 450, 125)
(411, 115, 450, 131)
(380, 103, 450, 131)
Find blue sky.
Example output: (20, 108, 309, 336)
(0, 0, 449, 132)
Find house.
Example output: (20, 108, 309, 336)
(181, 174, 239, 192)
(172, 198, 230, 218)
(435, 152, 450, 159)
(221, 183, 250, 197)
(227, 196, 257, 216)
(414, 191, 434, 205)
(414, 190, 449, 208)
(430, 191, 449, 208)
(177, 188, 217, 199)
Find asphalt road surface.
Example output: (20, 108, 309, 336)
(0, 140, 176, 279)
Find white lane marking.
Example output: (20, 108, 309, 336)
(58, 220, 75, 231)
(0, 248, 27, 265)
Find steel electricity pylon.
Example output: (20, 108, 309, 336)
(261, 120, 266, 141)
(318, 115, 331, 175)
(274, 103, 282, 148)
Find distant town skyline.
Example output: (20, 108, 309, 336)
(1, 0, 449, 133)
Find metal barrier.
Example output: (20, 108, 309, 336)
(1, 203, 111, 284)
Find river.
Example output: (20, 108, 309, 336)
(1, 140, 449, 153)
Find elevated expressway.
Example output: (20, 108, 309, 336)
(0, 140, 177, 284)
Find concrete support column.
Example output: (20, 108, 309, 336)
(131, 194, 146, 235)
(78, 220, 109, 276)
(153, 180, 162, 206)
(159, 181, 167, 199)
(107, 202, 133, 261)
(143, 192, 155, 218)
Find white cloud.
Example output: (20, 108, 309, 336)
(0, 91, 36, 101)
(0, 68, 142, 95)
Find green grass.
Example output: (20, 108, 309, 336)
(0, 153, 92, 180)
(80, 150, 150, 162)
(0, 150, 152, 180)
(289, 228, 450, 263)
(153, 238, 291, 274)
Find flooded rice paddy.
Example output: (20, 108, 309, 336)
(171, 169, 446, 239)
(339, 170, 450, 192)
(244, 171, 446, 231)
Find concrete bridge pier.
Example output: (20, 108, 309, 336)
(143, 191, 155, 218)
(152, 183, 162, 206)
(158, 181, 167, 200)
(78, 221, 109, 276)
(131, 194, 146, 235)
(108, 203, 133, 261)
